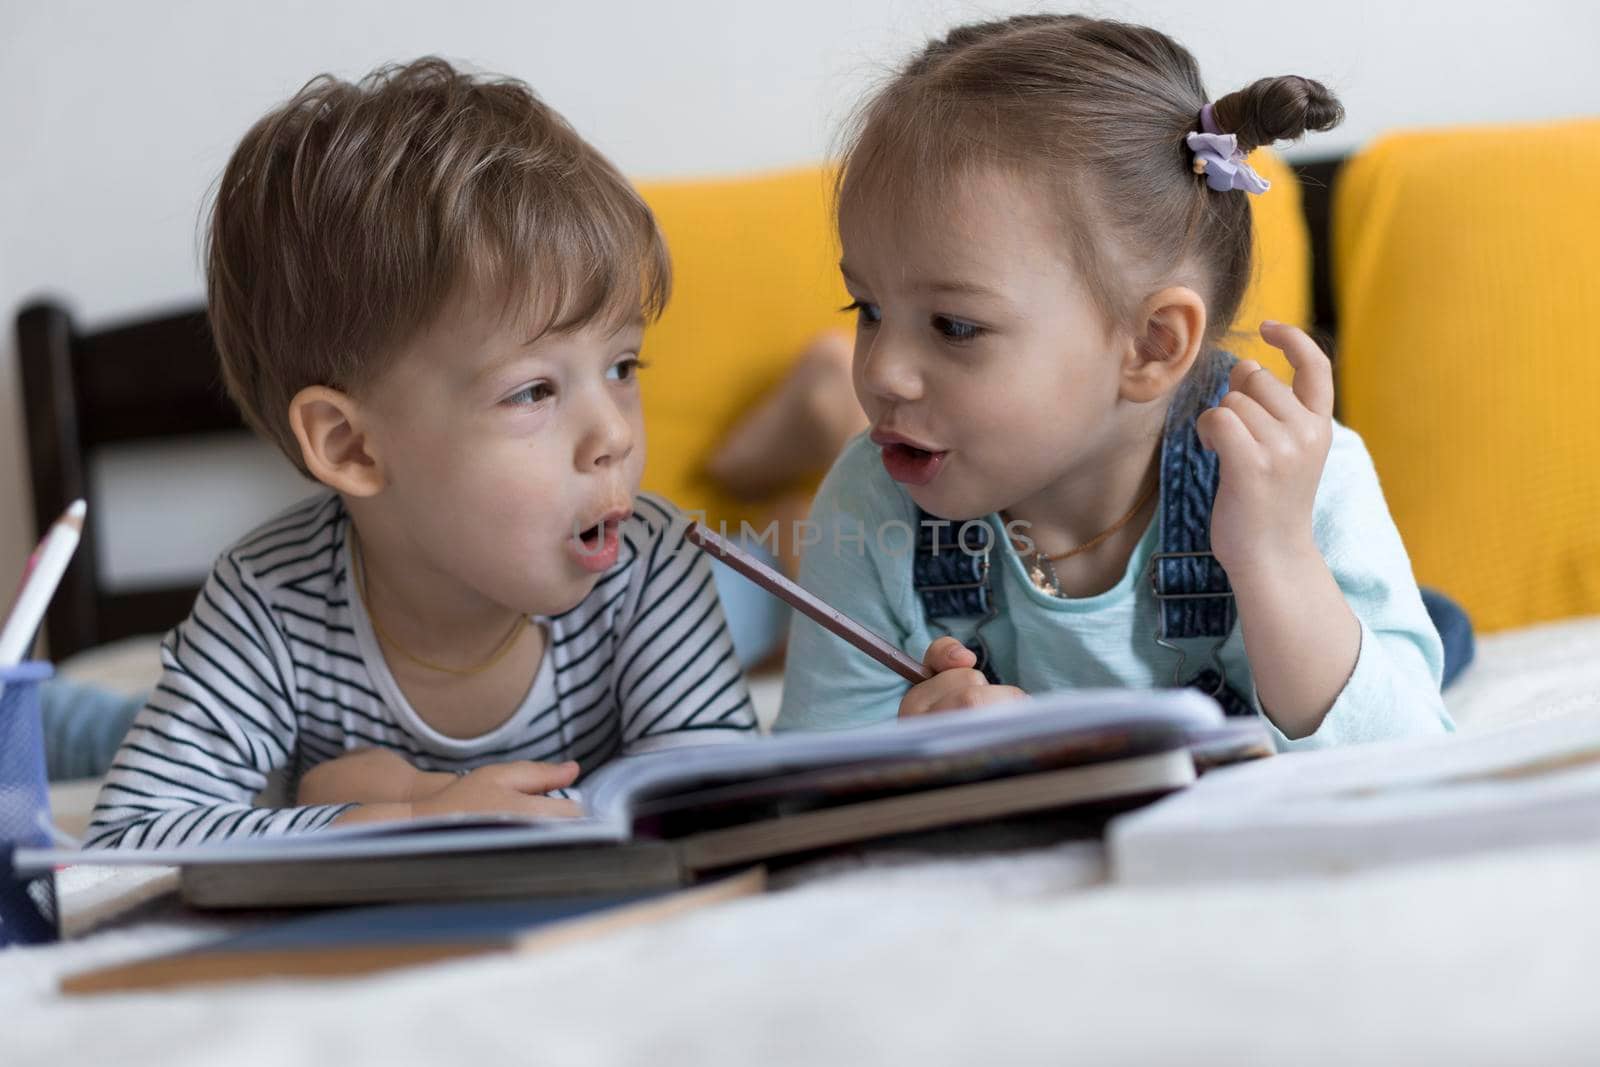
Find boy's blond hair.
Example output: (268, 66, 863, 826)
(206, 57, 670, 474)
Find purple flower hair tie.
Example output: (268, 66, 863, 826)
(1186, 103, 1271, 195)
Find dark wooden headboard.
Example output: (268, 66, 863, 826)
(14, 303, 249, 657)
(13, 155, 1346, 660)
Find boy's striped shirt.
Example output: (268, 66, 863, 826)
(86, 492, 756, 848)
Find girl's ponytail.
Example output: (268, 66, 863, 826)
(1208, 76, 1344, 153)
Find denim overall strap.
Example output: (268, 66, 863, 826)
(911, 511, 1002, 684)
(1150, 352, 1255, 716)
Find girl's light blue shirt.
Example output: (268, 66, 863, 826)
(776, 426, 1454, 749)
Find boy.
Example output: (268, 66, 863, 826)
(86, 58, 755, 849)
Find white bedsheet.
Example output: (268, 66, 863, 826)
(8, 616, 1600, 1065)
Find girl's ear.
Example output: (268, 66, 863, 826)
(288, 385, 386, 498)
(1121, 286, 1207, 404)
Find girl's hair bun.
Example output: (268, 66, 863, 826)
(1210, 76, 1344, 152)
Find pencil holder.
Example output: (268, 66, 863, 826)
(1, 661, 58, 946)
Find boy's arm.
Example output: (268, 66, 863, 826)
(298, 748, 583, 822)
(297, 747, 454, 806)
(612, 497, 757, 755)
(85, 555, 356, 848)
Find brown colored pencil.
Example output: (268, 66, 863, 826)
(683, 522, 933, 685)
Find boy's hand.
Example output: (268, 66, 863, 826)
(310, 752, 584, 825)
(898, 636, 1026, 717)
(411, 761, 583, 820)
(1194, 321, 1335, 579)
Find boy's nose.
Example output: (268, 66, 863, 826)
(857, 332, 921, 404)
(577, 396, 634, 470)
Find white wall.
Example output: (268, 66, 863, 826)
(4, 0, 1598, 603)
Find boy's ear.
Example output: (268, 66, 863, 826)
(288, 386, 385, 498)
(1120, 286, 1207, 404)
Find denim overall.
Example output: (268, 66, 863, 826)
(911, 353, 1474, 711)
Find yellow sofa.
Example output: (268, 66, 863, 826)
(1334, 118, 1600, 632)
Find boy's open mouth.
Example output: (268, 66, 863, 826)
(569, 508, 631, 573)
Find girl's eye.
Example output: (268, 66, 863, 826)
(505, 381, 554, 406)
(607, 356, 649, 382)
(841, 300, 882, 326)
(933, 315, 983, 342)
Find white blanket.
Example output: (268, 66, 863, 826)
(7, 616, 1600, 1065)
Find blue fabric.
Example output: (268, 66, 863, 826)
(1154, 354, 1237, 643)
(1421, 587, 1475, 689)
(2, 664, 62, 944)
(912, 517, 996, 621)
(909, 513, 1000, 682)
(707, 537, 790, 669)
(38, 678, 143, 782)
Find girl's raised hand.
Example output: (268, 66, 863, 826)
(898, 636, 1027, 717)
(1194, 321, 1335, 578)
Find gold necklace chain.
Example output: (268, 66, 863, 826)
(1027, 476, 1159, 564)
(350, 532, 529, 677)
(1008, 475, 1159, 597)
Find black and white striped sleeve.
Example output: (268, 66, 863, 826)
(84, 553, 353, 849)
(612, 500, 756, 753)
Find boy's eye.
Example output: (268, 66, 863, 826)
(932, 315, 983, 342)
(841, 300, 882, 326)
(607, 355, 649, 382)
(505, 381, 554, 406)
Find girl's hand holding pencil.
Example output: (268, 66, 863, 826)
(896, 637, 1027, 718)
(682, 523, 1027, 720)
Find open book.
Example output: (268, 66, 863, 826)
(1109, 707, 1600, 885)
(18, 689, 1268, 907)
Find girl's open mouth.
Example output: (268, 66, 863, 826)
(879, 442, 948, 486)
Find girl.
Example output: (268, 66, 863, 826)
(776, 14, 1454, 747)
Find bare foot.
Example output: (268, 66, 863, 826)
(705, 331, 866, 500)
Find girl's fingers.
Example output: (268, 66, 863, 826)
(922, 635, 974, 672)
(1218, 388, 1285, 446)
(900, 668, 989, 716)
(1227, 358, 1262, 394)
(1260, 321, 1335, 418)
(1229, 358, 1302, 422)
(953, 685, 1028, 710)
(1196, 405, 1254, 459)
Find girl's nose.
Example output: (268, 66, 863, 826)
(856, 332, 921, 404)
